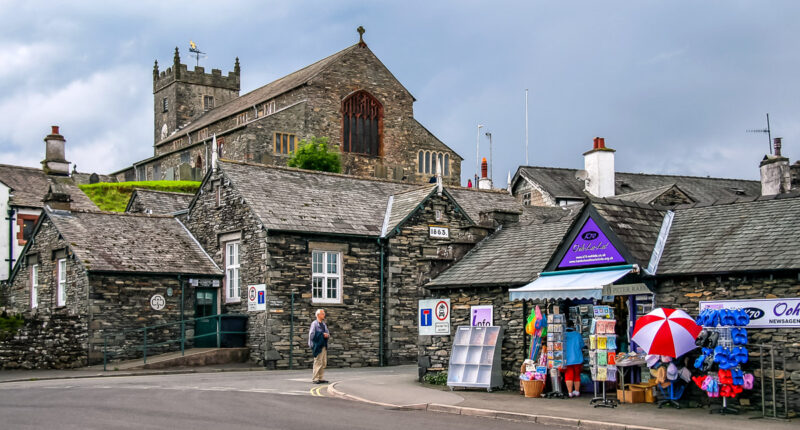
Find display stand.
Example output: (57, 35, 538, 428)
(544, 313, 566, 398)
(709, 326, 739, 415)
(589, 314, 618, 408)
(447, 326, 504, 392)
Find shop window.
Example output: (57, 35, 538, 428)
(342, 91, 382, 156)
(203, 95, 214, 111)
(274, 132, 296, 154)
(311, 250, 341, 304)
(56, 258, 66, 307)
(225, 241, 240, 302)
(31, 264, 39, 309)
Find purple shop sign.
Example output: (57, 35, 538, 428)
(558, 217, 626, 269)
(471, 305, 493, 327)
(700, 298, 800, 329)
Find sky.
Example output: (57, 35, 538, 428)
(1, 1, 798, 185)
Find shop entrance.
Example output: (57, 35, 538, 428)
(195, 288, 218, 347)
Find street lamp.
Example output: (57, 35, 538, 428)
(485, 131, 493, 182)
(476, 124, 484, 184)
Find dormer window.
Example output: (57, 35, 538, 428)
(342, 91, 382, 156)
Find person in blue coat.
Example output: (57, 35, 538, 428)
(564, 319, 585, 397)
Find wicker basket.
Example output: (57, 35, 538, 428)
(522, 379, 545, 398)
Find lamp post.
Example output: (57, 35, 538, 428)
(485, 131, 493, 182)
(476, 124, 484, 184)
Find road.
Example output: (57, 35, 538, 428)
(0, 368, 550, 429)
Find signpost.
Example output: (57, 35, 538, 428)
(700, 298, 800, 329)
(247, 284, 267, 312)
(470, 305, 493, 326)
(419, 298, 450, 335)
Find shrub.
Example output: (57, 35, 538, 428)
(422, 371, 448, 385)
(287, 136, 341, 173)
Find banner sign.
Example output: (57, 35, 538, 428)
(558, 217, 625, 269)
(470, 305, 493, 326)
(700, 298, 800, 328)
(419, 298, 450, 335)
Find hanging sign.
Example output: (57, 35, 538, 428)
(429, 226, 449, 239)
(419, 298, 450, 335)
(558, 217, 625, 269)
(470, 305, 493, 326)
(700, 298, 800, 329)
(247, 284, 267, 312)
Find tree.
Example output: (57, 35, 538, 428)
(287, 136, 342, 173)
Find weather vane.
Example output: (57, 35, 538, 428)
(746, 113, 772, 155)
(189, 40, 206, 67)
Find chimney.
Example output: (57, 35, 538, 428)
(583, 137, 615, 197)
(759, 137, 791, 195)
(43, 181, 72, 211)
(42, 126, 70, 176)
(478, 157, 492, 189)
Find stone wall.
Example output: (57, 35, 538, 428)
(511, 179, 557, 207)
(655, 272, 800, 413)
(419, 287, 528, 388)
(0, 313, 88, 369)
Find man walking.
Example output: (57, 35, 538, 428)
(308, 309, 330, 384)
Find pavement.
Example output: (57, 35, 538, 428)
(1, 364, 795, 430)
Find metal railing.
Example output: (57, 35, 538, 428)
(102, 314, 247, 371)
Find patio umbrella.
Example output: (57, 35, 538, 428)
(631, 308, 702, 358)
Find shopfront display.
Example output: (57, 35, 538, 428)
(447, 325, 504, 391)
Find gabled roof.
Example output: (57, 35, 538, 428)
(384, 185, 437, 235)
(614, 184, 693, 205)
(427, 206, 579, 288)
(46, 210, 220, 276)
(447, 188, 523, 222)
(658, 193, 800, 275)
(126, 188, 194, 214)
(514, 166, 761, 204)
(589, 198, 668, 268)
(0, 164, 97, 210)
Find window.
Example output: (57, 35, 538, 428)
(56, 258, 66, 307)
(265, 101, 276, 115)
(274, 132, 296, 154)
(437, 153, 444, 175)
(312, 250, 341, 303)
(153, 164, 161, 180)
(215, 181, 223, 207)
(180, 151, 190, 164)
(342, 90, 382, 156)
(225, 242, 240, 302)
(31, 264, 39, 309)
(17, 214, 38, 245)
(523, 192, 531, 206)
(418, 151, 424, 174)
(203, 95, 214, 111)
(136, 166, 146, 181)
(162, 97, 168, 112)
(444, 154, 450, 176)
(425, 151, 430, 174)
(236, 112, 247, 125)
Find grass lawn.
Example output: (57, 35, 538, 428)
(79, 181, 201, 212)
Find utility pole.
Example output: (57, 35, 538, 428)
(476, 124, 484, 184)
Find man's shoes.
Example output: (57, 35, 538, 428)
(312, 380, 329, 384)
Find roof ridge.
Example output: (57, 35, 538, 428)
(0, 163, 43, 172)
(675, 190, 800, 210)
(217, 158, 415, 186)
(521, 165, 759, 184)
(50, 207, 177, 219)
(131, 187, 194, 196)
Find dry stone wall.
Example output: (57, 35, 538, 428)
(0, 313, 87, 369)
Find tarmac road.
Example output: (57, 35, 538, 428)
(0, 368, 550, 430)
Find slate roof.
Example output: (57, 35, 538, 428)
(516, 166, 760, 203)
(427, 206, 578, 288)
(384, 185, 436, 234)
(590, 198, 668, 268)
(126, 189, 194, 214)
(0, 164, 97, 210)
(47, 210, 220, 276)
(657, 193, 800, 275)
(448, 188, 524, 222)
(614, 184, 682, 204)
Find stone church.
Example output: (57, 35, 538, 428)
(112, 28, 462, 186)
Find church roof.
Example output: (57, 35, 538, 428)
(514, 166, 760, 204)
(44, 210, 220, 276)
(125, 188, 194, 214)
(0, 164, 97, 210)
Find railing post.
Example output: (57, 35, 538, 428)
(216, 315, 221, 348)
(103, 334, 108, 371)
(181, 319, 185, 356)
(143, 328, 148, 364)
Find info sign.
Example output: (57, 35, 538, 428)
(470, 305, 493, 327)
(558, 217, 625, 268)
(700, 298, 800, 329)
(419, 298, 450, 335)
(247, 284, 267, 312)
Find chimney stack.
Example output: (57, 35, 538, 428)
(478, 157, 492, 189)
(583, 137, 616, 197)
(42, 126, 70, 176)
(43, 181, 72, 211)
(759, 137, 791, 195)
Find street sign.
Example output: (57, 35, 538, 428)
(470, 305, 493, 326)
(247, 284, 267, 312)
(150, 294, 165, 311)
(419, 298, 450, 335)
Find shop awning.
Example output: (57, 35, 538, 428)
(509, 265, 636, 301)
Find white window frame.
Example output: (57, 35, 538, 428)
(311, 250, 342, 304)
(31, 264, 39, 309)
(225, 241, 240, 302)
(56, 258, 66, 307)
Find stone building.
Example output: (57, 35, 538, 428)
(113, 29, 462, 186)
(4, 201, 221, 368)
(182, 159, 518, 368)
(0, 126, 98, 283)
(125, 188, 194, 216)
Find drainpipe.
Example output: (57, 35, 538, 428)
(378, 238, 385, 367)
(6, 208, 14, 278)
(178, 275, 185, 355)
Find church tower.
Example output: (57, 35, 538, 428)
(152, 47, 240, 144)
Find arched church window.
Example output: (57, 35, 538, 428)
(444, 154, 450, 176)
(196, 155, 203, 171)
(342, 91, 383, 156)
(425, 151, 430, 174)
(418, 151, 424, 174)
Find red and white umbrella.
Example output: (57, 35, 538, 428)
(631, 308, 702, 358)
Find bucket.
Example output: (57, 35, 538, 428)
(522, 380, 544, 398)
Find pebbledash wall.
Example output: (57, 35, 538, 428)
(654, 272, 800, 410)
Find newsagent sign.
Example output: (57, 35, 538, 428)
(419, 298, 450, 335)
(700, 298, 800, 329)
(558, 217, 625, 269)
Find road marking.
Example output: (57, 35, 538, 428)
(309, 385, 327, 397)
